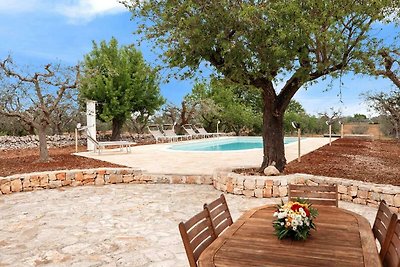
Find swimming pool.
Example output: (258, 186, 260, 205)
(169, 137, 298, 152)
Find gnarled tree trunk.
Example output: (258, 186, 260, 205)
(111, 117, 124, 140)
(37, 124, 50, 162)
(260, 90, 286, 172)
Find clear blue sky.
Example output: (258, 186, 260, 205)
(0, 0, 397, 117)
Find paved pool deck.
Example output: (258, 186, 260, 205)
(76, 137, 335, 175)
(0, 184, 378, 267)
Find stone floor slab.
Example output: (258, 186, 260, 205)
(0, 184, 377, 266)
(76, 137, 335, 175)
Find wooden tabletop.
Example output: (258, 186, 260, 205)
(198, 205, 381, 267)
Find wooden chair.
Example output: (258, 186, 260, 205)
(380, 218, 400, 267)
(204, 194, 233, 236)
(372, 200, 398, 257)
(288, 184, 338, 206)
(179, 209, 217, 267)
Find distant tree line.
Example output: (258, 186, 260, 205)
(149, 78, 340, 136)
(1, 0, 399, 166)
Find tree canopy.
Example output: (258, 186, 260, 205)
(0, 56, 79, 161)
(79, 37, 164, 140)
(188, 79, 263, 135)
(123, 0, 396, 171)
(365, 90, 400, 138)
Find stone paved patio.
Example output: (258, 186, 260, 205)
(76, 137, 335, 175)
(0, 184, 378, 266)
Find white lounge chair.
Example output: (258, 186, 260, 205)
(182, 124, 204, 139)
(86, 134, 136, 154)
(162, 124, 189, 141)
(147, 125, 172, 143)
(193, 124, 219, 138)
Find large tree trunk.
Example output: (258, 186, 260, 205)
(111, 118, 124, 140)
(260, 91, 286, 172)
(37, 125, 50, 162)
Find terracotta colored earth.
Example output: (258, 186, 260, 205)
(0, 138, 399, 187)
(284, 138, 400, 186)
(0, 146, 123, 177)
(236, 138, 400, 186)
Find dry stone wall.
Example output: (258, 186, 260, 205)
(213, 170, 400, 212)
(0, 134, 85, 150)
(1, 167, 399, 213)
(0, 133, 155, 150)
(0, 168, 212, 195)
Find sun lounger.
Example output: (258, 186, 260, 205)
(162, 124, 189, 141)
(193, 124, 220, 138)
(182, 124, 204, 139)
(86, 134, 136, 154)
(147, 125, 172, 143)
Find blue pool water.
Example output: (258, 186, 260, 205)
(169, 137, 298, 152)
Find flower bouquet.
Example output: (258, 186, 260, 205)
(272, 199, 318, 240)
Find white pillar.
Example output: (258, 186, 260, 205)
(297, 128, 301, 162)
(86, 100, 97, 151)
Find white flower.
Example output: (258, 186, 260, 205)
(278, 211, 287, 219)
(280, 222, 284, 226)
(299, 207, 304, 213)
(305, 221, 310, 226)
(293, 226, 297, 231)
(291, 220, 298, 227)
(273, 212, 278, 217)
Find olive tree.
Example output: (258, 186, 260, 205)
(361, 32, 400, 138)
(365, 91, 400, 138)
(0, 56, 79, 161)
(79, 37, 164, 140)
(123, 0, 395, 171)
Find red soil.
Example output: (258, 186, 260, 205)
(0, 138, 399, 186)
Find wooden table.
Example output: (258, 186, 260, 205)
(198, 205, 381, 267)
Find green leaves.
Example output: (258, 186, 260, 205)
(190, 78, 262, 135)
(79, 37, 164, 138)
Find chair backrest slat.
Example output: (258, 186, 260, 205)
(147, 125, 164, 137)
(163, 129, 178, 137)
(192, 235, 215, 262)
(196, 127, 208, 135)
(209, 203, 227, 218)
(213, 210, 230, 227)
(381, 219, 400, 267)
(162, 124, 179, 137)
(191, 227, 214, 254)
(215, 219, 232, 236)
(288, 184, 338, 207)
(179, 209, 216, 267)
(373, 200, 398, 258)
(187, 219, 212, 241)
(183, 124, 198, 135)
(204, 194, 233, 236)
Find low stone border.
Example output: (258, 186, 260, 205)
(213, 169, 400, 212)
(1, 167, 399, 213)
(0, 168, 212, 194)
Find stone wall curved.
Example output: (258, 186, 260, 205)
(1, 167, 399, 213)
(0, 168, 212, 194)
(213, 169, 400, 212)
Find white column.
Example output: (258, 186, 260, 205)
(86, 100, 97, 151)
